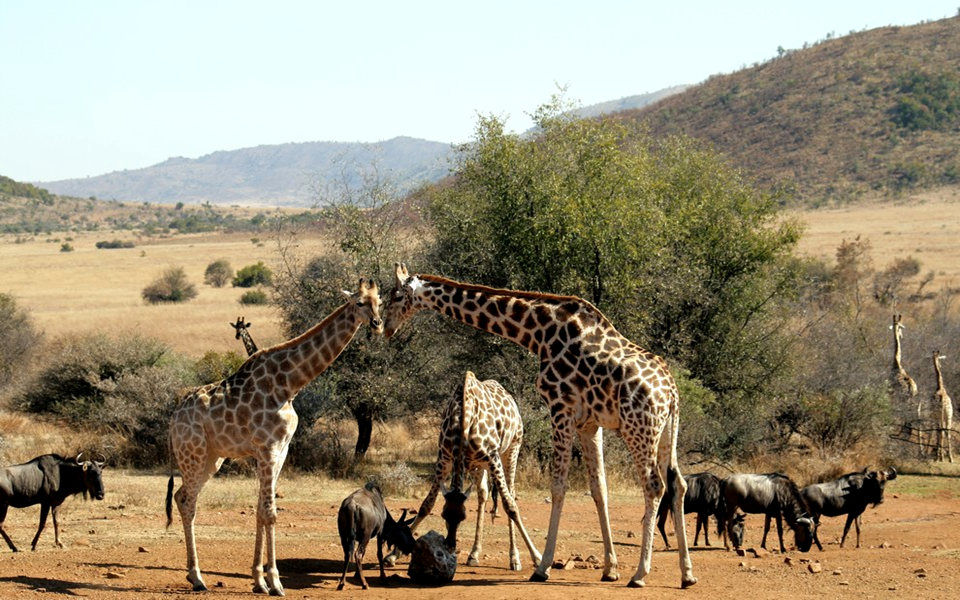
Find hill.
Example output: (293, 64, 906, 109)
(36, 136, 454, 207)
(624, 16, 960, 205)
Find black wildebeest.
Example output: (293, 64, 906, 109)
(0, 453, 105, 552)
(657, 472, 743, 549)
(337, 482, 416, 590)
(800, 467, 897, 550)
(721, 473, 814, 553)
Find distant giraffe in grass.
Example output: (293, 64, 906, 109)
(230, 316, 259, 356)
(890, 314, 922, 455)
(932, 351, 954, 463)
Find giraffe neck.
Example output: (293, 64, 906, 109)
(934, 356, 945, 392)
(239, 330, 259, 356)
(892, 327, 905, 374)
(413, 275, 605, 357)
(254, 302, 362, 394)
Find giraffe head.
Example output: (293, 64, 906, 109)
(231, 316, 251, 339)
(382, 262, 420, 338)
(345, 278, 383, 334)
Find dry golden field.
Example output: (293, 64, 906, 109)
(0, 190, 958, 359)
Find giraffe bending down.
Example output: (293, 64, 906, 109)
(890, 314, 922, 454)
(231, 316, 259, 356)
(388, 371, 541, 571)
(382, 264, 696, 589)
(166, 279, 382, 595)
(932, 351, 954, 463)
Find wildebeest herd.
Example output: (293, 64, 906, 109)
(0, 266, 901, 596)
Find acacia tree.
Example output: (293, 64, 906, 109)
(424, 95, 805, 456)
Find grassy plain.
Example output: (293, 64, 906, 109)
(1, 190, 957, 360)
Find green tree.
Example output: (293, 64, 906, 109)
(203, 259, 233, 287)
(0, 293, 42, 397)
(233, 262, 273, 288)
(426, 94, 803, 407)
(142, 266, 198, 303)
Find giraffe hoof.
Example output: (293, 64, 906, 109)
(467, 557, 480, 567)
(192, 583, 209, 592)
(627, 578, 645, 588)
(682, 576, 698, 589)
(529, 571, 550, 582)
(601, 572, 620, 582)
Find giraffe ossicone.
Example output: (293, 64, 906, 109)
(167, 278, 382, 595)
(382, 263, 696, 589)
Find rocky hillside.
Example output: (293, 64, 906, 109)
(624, 16, 960, 205)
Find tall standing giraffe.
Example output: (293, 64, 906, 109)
(890, 314, 921, 454)
(166, 279, 382, 595)
(388, 370, 541, 571)
(932, 351, 954, 463)
(231, 316, 259, 356)
(382, 264, 696, 589)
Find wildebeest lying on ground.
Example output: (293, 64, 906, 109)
(0, 453, 105, 552)
(337, 482, 416, 590)
(721, 473, 814, 553)
(800, 467, 897, 550)
(656, 472, 745, 549)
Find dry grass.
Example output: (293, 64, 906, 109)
(0, 229, 335, 358)
(790, 188, 960, 292)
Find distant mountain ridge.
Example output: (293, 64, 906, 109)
(38, 137, 455, 207)
(35, 89, 688, 207)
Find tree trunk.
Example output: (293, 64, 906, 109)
(353, 402, 374, 458)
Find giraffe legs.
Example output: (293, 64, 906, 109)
(483, 447, 541, 571)
(252, 442, 290, 596)
(173, 451, 224, 592)
(577, 425, 618, 581)
(530, 417, 575, 582)
(467, 469, 489, 566)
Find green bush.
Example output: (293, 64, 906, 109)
(239, 289, 268, 305)
(95, 239, 135, 249)
(60, 242, 74, 252)
(233, 261, 273, 288)
(194, 350, 246, 384)
(142, 266, 198, 303)
(203, 259, 233, 287)
(0, 293, 42, 396)
(14, 332, 194, 467)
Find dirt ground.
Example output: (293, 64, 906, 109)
(0, 472, 958, 600)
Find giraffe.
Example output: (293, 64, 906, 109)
(165, 278, 382, 595)
(932, 351, 954, 463)
(890, 314, 922, 455)
(231, 316, 259, 356)
(387, 370, 541, 571)
(381, 263, 696, 589)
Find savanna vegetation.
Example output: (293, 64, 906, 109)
(2, 94, 957, 490)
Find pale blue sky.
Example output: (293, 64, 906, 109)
(1, 1, 957, 182)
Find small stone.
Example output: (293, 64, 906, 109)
(105, 572, 125, 579)
(215, 581, 225, 588)
(552, 560, 565, 569)
(748, 547, 769, 559)
(563, 559, 576, 570)
(585, 555, 599, 564)
(738, 561, 748, 568)
(880, 541, 891, 549)
(138, 547, 149, 553)
(736, 548, 746, 557)
(832, 569, 842, 576)
(839, 581, 849, 586)
(626, 531, 635, 538)
(784, 557, 794, 566)
(808, 562, 822, 574)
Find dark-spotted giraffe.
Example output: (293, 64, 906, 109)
(231, 316, 259, 356)
(382, 264, 695, 589)
(166, 279, 382, 595)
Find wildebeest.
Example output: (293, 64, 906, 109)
(337, 482, 416, 590)
(0, 453, 105, 552)
(721, 473, 814, 553)
(800, 467, 897, 550)
(657, 472, 731, 549)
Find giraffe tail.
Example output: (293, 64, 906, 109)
(165, 474, 175, 529)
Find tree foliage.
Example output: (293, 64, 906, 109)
(141, 266, 198, 304)
(425, 94, 804, 406)
(203, 259, 233, 287)
(232, 262, 273, 288)
(0, 293, 42, 398)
